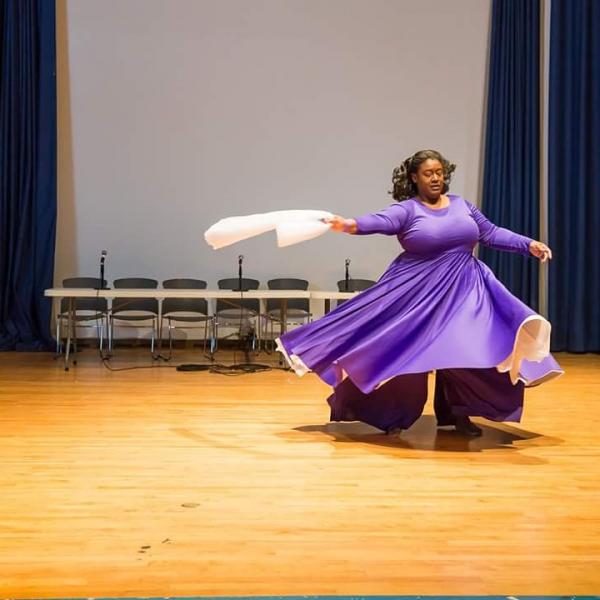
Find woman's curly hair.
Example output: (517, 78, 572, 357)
(389, 149, 456, 201)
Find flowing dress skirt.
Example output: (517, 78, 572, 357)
(277, 249, 563, 431)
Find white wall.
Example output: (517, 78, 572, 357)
(56, 0, 491, 291)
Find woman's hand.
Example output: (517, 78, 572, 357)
(529, 240, 553, 262)
(322, 215, 357, 234)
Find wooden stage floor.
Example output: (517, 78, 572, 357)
(0, 349, 599, 597)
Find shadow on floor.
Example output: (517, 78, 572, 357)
(294, 414, 563, 459)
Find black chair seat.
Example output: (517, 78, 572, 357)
(266, 308, 311, 319)
(110, 278, 159, 354)
(216, 307, 258, 319)
(59, 311, 106, 322)
(165, 314, 211, 323)
(161, 278, 212, 358)
(264, 278, 311, 353)
(111, 313, 158, 322)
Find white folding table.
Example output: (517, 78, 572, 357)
(44, 288, 358, 370)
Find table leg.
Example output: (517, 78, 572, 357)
(258, 298, 265, 353)
(72, 306, 78, 364)
(280, 298, 288, 335)
(157, 299, 163, 358)
(64, 297, 73, 371)
(277, 298, 289, 367)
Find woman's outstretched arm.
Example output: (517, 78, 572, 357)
(324, 202, 409, 236)
(468, 201, 552, 262)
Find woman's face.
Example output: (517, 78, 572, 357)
(411, 158, 444, 199)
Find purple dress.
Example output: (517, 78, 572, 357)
(276, 194, 563, 432)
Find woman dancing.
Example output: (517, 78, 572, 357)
(276, 149, 563, 437)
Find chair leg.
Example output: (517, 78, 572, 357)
(255, 314, 261, 353)
(98, 318, 104, 351)
(73, 320, 79, 357)
(56, 317, 62, 355)
(151, 318, 156, 355)
(109, 315, 114, 352)
(210, 318, 217, 355)
(268, 317, 274, 353)
(103, 315, 109, 356)
(168, 318, 173, 360)
(258, 314, 262, 351)
(264, 316, 270, 353)
(251, 316, 257, 352)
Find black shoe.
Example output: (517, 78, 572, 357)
(454, 416, 482, 437)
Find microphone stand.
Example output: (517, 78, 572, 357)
(178, 255, 269, 373)
(96, 251, 108, 290)
(232, 255, 268, 372)
(99, 259, 106, 290)
(237, 255, 243, 292)
(344, 258, 351, 291)
(95, 251, 109, 362)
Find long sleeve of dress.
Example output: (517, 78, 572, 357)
(468, 202, 533, 256)
(354, 202, 410, 235)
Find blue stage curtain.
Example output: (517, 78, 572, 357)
(479, 0, 540, 310)
(0, 0, 56, 350)
(548, 0, 600, 352)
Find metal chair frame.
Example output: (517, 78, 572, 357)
(55, 277, 109, 355)
(161, 278, 214, 359)
(263, 278, 311, 351)
(109, 278, 159, 355)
